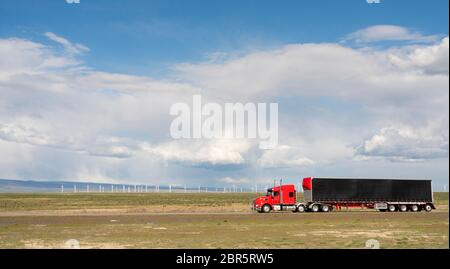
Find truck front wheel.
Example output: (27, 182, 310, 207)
(262, 204, 271, 213)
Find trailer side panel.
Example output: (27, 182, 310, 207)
(311, 178, 432, 203)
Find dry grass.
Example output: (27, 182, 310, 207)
(0, 192, 448, 249)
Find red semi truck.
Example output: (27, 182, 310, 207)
(252, 177, 435, 213)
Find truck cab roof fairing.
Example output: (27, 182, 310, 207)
(302, 177, 313, 191)
(270, 185, 295, 192)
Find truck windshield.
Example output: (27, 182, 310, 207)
(266, 190, 272, 196)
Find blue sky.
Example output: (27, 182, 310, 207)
(0, 0, 448, 189)
(1, 0, 448, 75)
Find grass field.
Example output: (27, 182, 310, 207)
(0, 192, 448, 249)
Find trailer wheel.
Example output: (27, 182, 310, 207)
(297, 205, 306, 213)
(387, 204, 397, 212)
(399, 205, 408, 212)
(262, 204, 271, 213)
(424, 204, 433, 212)
(321, 205, 330, 212)
(410, 205, 419, 212)
(311, 204, 320, 212)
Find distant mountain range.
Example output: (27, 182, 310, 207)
(0, 179, 245, 193)
(0, 178, 171, 193)
(0, 178, 108, 193)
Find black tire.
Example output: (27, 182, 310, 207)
(379, 209, 387, 212)
(387, 204, 397, 212)
(399, 204, 408, 212)
(321, 205, 330, 212)
(311, 204, 320, 212)
(262, 204, 271, 213)
(424, 204, 433, 212)
(410, 204, 419, 212)
(297, 205, 306, 213)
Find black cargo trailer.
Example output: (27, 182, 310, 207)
(311, 178, 432, 202)
(299, 177, 435, 213)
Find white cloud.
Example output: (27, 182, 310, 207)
(257, 145, 315, 168)
(219, 177, 251, 184)
(0, 38, 79, 79)
(44, 32, 89, 55)
(343, 25, 439, 44)
(357, 125, 449, 161)
(0, 123, 52, 148)
(75, 71, 198, 94)
(0, 29, 448, 185)
(0, 118, 250, 166)
(176, 43, 378, 99)
(175, 39, 448, 111)
(0, 123, 141, 159)
(387, 37, 449, 75)
(218, 176, 277, 186)
(146, 139, 251, 166)
(86, 136, 141, 158)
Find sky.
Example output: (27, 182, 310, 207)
(0, 0, 448, 190)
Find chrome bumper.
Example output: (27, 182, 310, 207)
(251, 202, 261, 212)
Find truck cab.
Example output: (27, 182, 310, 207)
(252, 184, 297, 213)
